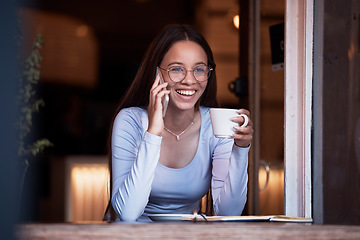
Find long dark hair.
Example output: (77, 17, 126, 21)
(104, 24, 218, 221)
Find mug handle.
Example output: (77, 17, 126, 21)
(239, 114, 249, 127)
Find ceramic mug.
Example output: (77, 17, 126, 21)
(209, 108, 249, 138)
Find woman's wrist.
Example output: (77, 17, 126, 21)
(147, 125, 163, 136)
(234, 140, 250, 148)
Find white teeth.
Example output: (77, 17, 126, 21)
(176, 90, 196, 96)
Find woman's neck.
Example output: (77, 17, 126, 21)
(164, 107, 198, 131)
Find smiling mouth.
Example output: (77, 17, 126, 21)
(176, 90, 196, 96)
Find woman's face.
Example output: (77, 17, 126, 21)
(159, 40, 208, 112)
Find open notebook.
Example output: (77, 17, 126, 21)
(148, 214, 313, 223)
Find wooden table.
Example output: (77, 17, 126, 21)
(17, 222, 360, 239)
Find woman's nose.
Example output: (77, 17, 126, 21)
(181, 70, 197, 84)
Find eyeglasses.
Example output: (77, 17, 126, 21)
(158, 64, 213, 82)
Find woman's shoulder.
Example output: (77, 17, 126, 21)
(114, 107, 148, 128)
(199, 106, 212, 132)
(118, 106, 147, 116)
(199, 106, 210, 116)
(200, 106, 212, 125)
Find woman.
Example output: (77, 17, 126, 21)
(108, 24, 253, 222)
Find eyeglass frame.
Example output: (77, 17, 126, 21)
(158, 64, 213, 83)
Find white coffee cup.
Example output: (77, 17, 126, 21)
(209, 108, 249, 138)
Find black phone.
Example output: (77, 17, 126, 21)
(155, 67, 169, 118)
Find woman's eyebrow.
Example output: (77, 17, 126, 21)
(167, 61, 207, 67)
(167, 62, 183, 66)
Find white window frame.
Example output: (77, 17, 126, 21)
(284, 0, 313, 218)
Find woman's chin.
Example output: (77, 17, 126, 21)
(171, 102, 197, 111)
(171, 93, 201, 110)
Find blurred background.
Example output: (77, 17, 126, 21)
(17, 0, 286, 222)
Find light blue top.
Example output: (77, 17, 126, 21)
(111, 106, 249, 222)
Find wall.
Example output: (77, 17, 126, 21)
(313, 0, 360, 224)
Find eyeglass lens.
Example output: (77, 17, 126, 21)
(168, 65, 211, 82)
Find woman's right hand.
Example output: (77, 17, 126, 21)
(147, 74, 170, 136)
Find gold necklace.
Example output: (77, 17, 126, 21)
(164, 117, 196, 141)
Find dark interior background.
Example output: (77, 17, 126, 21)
(22, 0, 198, 155)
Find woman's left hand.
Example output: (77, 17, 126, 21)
(231, 109, 254, 148)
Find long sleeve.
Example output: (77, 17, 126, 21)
(111, 108, 161, 221)
(211, 139, 249, 216)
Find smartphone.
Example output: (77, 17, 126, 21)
(155, 67, 169, 118)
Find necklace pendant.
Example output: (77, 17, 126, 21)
(164, 116, 196, 141)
